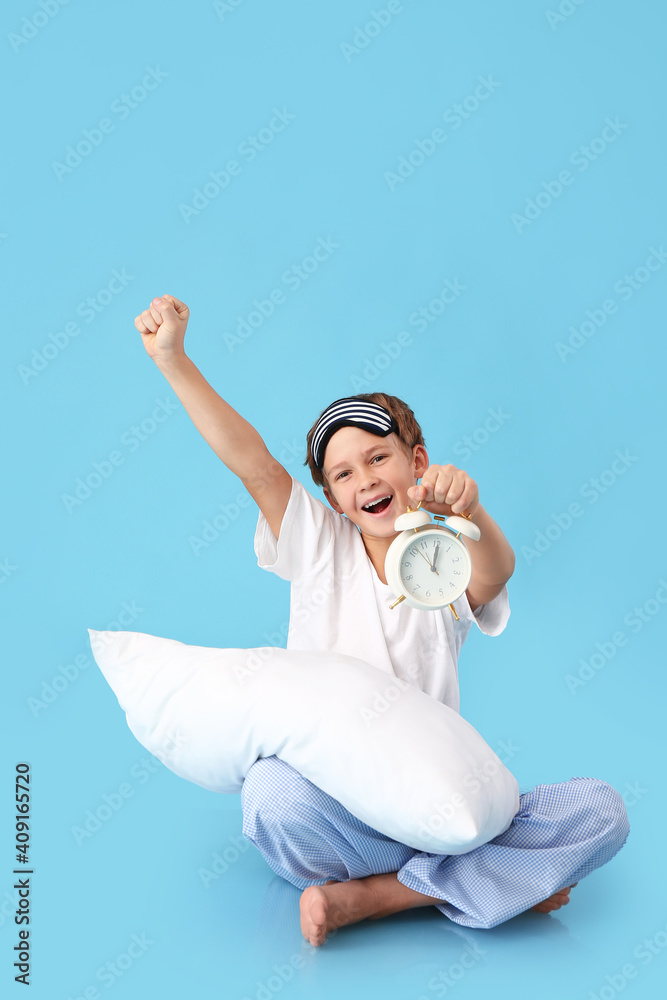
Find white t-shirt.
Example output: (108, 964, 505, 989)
(253, 476, 510, 713)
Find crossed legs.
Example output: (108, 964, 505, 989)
(241, 756, 629, 946)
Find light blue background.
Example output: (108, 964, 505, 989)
(2, 1, 666, 997)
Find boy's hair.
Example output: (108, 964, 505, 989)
(304, 392, 426, 491)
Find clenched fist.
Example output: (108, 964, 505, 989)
(134, 295, 190, 366)
(407, 464, 479, 517)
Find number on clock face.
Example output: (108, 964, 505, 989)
(399, 533, 470, 605)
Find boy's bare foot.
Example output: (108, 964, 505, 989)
(299, 874, 443, 947)
(298, 874, 580, 944)
(531, 881, 578, 913)
(300, 880, 363, 947)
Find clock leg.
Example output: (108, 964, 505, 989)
(389, 594, 407, 610)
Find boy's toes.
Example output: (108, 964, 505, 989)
(531, 885, 575, 913)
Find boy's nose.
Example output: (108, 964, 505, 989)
(359, 471, 381, 493)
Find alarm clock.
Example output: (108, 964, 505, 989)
(384, 500, 481, 617)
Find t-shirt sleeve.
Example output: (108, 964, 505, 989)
(461, 582, 511, 637)
(253, 475, 338, 582)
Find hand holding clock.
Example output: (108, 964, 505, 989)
(387, 466, 480, 611)
(407, 464, 479, 518)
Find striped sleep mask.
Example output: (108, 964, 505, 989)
(311, 397, 400, 470)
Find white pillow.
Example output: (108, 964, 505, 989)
(88, 629, 519, 855)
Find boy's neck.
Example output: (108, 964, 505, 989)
(360, 531, 397, 586)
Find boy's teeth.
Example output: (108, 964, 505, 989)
(363, 495, 392, 512)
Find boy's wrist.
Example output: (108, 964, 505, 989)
(154, 352, 191, 377)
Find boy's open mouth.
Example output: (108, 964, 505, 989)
(361, 494, 393, 515)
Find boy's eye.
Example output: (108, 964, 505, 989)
(336, 456, 385, 480)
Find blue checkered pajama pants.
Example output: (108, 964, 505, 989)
(241, 755, 630, 929)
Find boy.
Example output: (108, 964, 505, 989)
(135, 294, 629, 947)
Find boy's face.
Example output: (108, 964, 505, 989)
(322, 426, 429, 536)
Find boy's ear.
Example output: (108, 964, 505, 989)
(323, 486, 343, 513)
(413, 444, 429, 478)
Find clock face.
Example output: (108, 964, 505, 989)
(398, 529, 472, 607)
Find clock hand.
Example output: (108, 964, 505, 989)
(414, 547, 435, 571)
(414, 545, 439, 576)
(431, 541, 441, 574)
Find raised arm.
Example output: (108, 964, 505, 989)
(134, 295, 292, 538)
